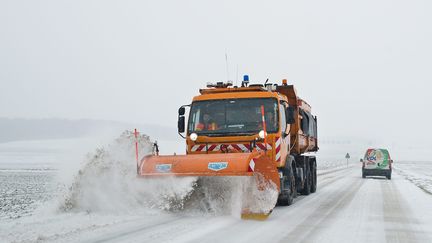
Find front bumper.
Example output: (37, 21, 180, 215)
(363, 168, 391, 176)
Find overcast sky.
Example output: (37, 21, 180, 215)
(1, 0, 431, 152)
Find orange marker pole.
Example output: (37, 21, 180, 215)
(134, 128, 139, 166)
(260, 105, 267, 151)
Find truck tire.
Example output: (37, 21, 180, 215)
(310, 159, 317, 193)
(302, 161, 311, 195)
(277, 157, 295, 206)
(387, 172, 391, 180)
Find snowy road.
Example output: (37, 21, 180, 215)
(82, 166, 432, 243)
(5, 164, 430, 243)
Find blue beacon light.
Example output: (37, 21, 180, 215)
(243, 75, 249, 82)
(242, 74, 249, 87)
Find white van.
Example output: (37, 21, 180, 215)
(361, 148, 393, 180)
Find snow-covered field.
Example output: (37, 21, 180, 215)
(1, 135, 432, 242)
(0, 170, 55, 220)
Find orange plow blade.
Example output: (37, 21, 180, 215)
(138, 151, 280, 219)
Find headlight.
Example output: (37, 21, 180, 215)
(258, 130, 266, 139)
(190, 133, 198, 141)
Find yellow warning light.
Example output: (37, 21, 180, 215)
(282, 79, 287, 85)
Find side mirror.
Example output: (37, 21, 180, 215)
(178, 116, 185, 133)
(360, 159, 363, 162)
(177, 104, 190, 138)
(286, 106, 295, 124)
(178, 107, 185, 116)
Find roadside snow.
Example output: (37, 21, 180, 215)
(394, 161, 432, 194)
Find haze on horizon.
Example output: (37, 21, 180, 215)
(1, 0, 431, 158)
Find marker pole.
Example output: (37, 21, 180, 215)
(261, 105, 268, 151)
(134, 128, 139, 166)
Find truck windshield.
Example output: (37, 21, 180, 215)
(188, 98, 279, 136)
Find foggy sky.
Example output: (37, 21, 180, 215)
(1, 0, 431, 152)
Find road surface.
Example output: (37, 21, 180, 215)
(2, 164, 432, 243)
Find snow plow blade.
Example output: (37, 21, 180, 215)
(138, 151, 280, 219)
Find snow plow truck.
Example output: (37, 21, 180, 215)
(137, 76, 318, 220)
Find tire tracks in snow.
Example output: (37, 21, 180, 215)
(86, 217, 186, 243)
(317, 165, 355, 177)
(80, 214, 220, 243)
(279, 167, 364, 242)
(381, 180, 428, 242)
(75, 166, 359, 243)
(181, 167, 360, 243)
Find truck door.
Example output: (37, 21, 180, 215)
(277, 103, 289, 166)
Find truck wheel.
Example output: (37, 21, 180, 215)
(302, 163, 311, 195)
(362, 169, 366, 178)
(387, 172, 391, 180)
(277, 158, 295, 206)
(310, 159, 317, 193)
